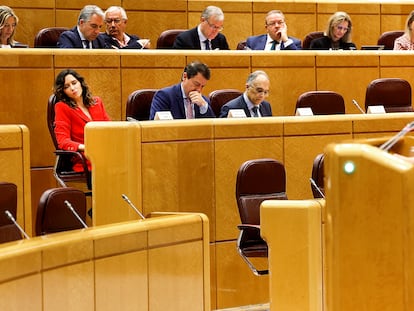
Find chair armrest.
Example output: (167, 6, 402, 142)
(54, 149, 90, 174)
(237, 224, 261, 231)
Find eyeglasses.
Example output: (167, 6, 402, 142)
(335, 25, 349, 32)
(205, 20, 224, 32)
(105, 18, 123, 24)
(249, 86, 270, 96)
(266, 20, 285, 27)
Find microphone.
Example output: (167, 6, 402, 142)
(126, 116, 138, 122)
(309, 178, 325, 199)
(121, 194, 145, 219)
(379, 121, 414, 151)
(64, 200, 88, 228)
(5, 210, 30, 239)
(352, 99, 365, 114)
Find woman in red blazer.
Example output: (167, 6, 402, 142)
(53, 69, 110, 172)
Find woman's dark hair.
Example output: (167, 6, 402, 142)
(54, 69, 95, 108)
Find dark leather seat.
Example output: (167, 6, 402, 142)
(236, 158, 288, 276)
(295, 91, 345, 115)
(34, 27, 69, 48)
(47, 94, 92, 190)
(0, 182, 23, 243)
(236, 40, 247, 50)
(364, 78, 413, 112)
(156, 29, 186, 49)
(36, 187, 87, 235)
(208, 89, 242, 117)
(126, 89, 157, 121)
(302, 31, 324, 49)
(311, 153, 325, 199)
(377, 30, 404, 50)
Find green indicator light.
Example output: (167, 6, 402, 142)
(343, 161, 355, 174)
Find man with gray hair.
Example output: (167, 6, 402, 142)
(100, 6, 150, 49)
(219, 71, 273, 118)
(173, 5, 229, 50)
(58, 5, 106, 48)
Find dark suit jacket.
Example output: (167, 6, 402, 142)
(172, 27, 230, 50)
(100, 32, 143, 49)
(219, 95, 273, 118)
(150, 83, 216, 119)
(57, 26, 107, 49)
(309, 36, 357, 50)
(246, 34, 302, 50)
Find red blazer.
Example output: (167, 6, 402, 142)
(54, 97, 110, 171)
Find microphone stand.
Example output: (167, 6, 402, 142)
(121, 194, 145, 220)
(379, 121, 414, 151)
(64, 200, 88, 228)
(5, 210, 30, 239)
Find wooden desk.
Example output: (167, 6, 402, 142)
(0, 212, 210, 311)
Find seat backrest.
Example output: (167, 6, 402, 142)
(236, 40, 247, 50)
(311, 153, 325, 199)
(302, 31, 324, 49)
(0, 182, 22, 243)
(36, 187, 87, 236)
(126, 89, 157, 121)
(236, 159, 287, 229)
(209, 89, 242, 117)
(156, 29, 186, 49)
(365, 78, 413, 112)
(34, 27, 69, 48)
(377, 30, 404, 50)
(47, 94, 60, 149)
(295, 91, 345, 115)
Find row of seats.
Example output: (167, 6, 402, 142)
(235, 154, 325, 276)
(0, 183, 87, 243)
(33, 27, 404, 50)
(125, 77, 413, 122)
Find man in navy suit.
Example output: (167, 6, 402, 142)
(246, 10, 302, 50)
(150, 61, 216, 120)
(172, 6, 229, 50)
(219, 71, 273, 118)
(58, 5, 106, 49)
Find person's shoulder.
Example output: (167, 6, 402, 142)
(224, 95, 243, 107)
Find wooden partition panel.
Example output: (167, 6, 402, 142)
(0, 213, 210, 311)
(0, 125, 32, 235)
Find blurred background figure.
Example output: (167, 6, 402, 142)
(394, 10, 414, 50)
(0, 6, 19, 48)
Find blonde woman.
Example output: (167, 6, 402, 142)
(310, 11, 356, 50)
(394, 11, 414, 50)
(0, 6, 18, 48)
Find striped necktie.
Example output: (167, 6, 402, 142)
(185, 98, 193, 119)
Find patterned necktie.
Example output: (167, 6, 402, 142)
(252, 106, 259, 117)
(204, 39, 211, 50)
(82, 40, 90, 49)
(185, 98, 193, 119)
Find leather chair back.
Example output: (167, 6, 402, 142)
(126, 89, 157, 121)
(365, 78, 413, 112)
(36, 187, 87, 236)
(156, 29, 186, 49)
(209, 89, 242, 117)
(311, 153, 325, 199)
(236, 40, 247, 50)
(0, 182, 22, 243)
(295, 91, 345, 115)
(302, 31, 324, 49)
(34, 27, 69, 48)
(377, 31, 404, 50)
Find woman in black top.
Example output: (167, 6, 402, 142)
(310, 11, 356, 50)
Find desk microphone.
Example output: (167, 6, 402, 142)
(64, 200, 88, 228)
(379, 121, 414, 151)
(126, 116, 138, 122)
(309, 178, 325, 199)
(121, 194, 145, 219)
(5, 210, 30, 239)
(352, 99, 366, 114)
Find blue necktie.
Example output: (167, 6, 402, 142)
(204, 40, 211, 50)
(270, 41, 277, 50)
(252, 106, 259, 117)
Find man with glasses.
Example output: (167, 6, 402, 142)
(246, 10, 302, 50)
(149, 61, 216, 119)
(219, 71, 273, 118)
(58, 5, 106, 48)
(100, 6, 150, 49)
(172, 6, 229, 50)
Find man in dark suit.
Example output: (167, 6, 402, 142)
(219, 71, 273, 118)
(172, 6, 229, 50)
(246, 10, 302, 50)
(58, 5, 106, 49)
(100, 6, 150, 49)
(150, 61, 216, 120)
